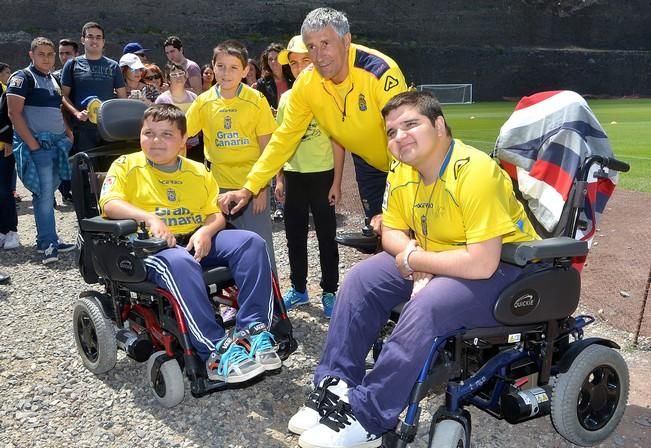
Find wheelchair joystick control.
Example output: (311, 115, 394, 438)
(137, 221, 149, 240)
(362, 217, 376, 237)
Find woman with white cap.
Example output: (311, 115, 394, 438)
(119, 53, 149, 102)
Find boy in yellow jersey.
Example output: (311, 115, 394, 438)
(289, 91, 540, 448)
(186, 40, 278, 272)
(274, 35, 345, 318)
(99, 104, 281, 384)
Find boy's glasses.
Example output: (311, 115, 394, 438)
(145, 74, 161, 80)
(169, 72, 186, 79)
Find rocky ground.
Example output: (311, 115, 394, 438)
(0, 184, 650, 448)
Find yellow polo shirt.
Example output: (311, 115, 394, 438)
(244, 43, 407, 193)
(383, 139, 539, 251)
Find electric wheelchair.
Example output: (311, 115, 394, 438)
(69, 99, 297, 408)
(337, 92, 631, 447)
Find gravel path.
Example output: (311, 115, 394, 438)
(1, 185, 649, 448)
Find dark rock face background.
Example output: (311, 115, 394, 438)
(1, 0, 649, 100)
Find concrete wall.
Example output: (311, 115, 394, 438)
(1, 0, 649, 100)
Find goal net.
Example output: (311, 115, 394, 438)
(417, 84, 473, 104)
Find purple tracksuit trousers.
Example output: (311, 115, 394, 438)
(144, 229, 274, 361)
(314, 251, 523, 434)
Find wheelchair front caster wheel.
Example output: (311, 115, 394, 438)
(551, 344, 629, 446)
(147, 351, 185, 408)
(72, 297, 117, 374)
(429, 419, 467, 448)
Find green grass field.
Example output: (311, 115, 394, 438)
(443, 99, 651, 193)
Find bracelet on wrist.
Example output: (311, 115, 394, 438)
(403, 245, 418, 274)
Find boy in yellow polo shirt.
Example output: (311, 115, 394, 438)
(186, 40, 277, 272)
(99, 104, 280, 384)
(289, 91, 539, 448)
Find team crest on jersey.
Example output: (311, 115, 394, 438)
(358, 93, 367, 111)
(224, 115, 232, 129)
(100, 176, 115, 196)
(167, 188, 177, 202)
(9, 76, 24, 88)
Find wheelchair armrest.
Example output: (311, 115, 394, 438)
(80, 216, 138, 236)
(335, 231, 379, 255)
(132, 237, 169, 255)
(501, 237, 588, 266)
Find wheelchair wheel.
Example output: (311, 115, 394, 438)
(429, 419, 466, 448)
(147, 351, 185, 408)
(551, 344, 629, 446)
(72, 297, 117, 374)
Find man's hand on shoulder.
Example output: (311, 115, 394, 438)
(218, 188, 252, 215)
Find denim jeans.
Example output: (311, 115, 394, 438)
(30, 147, 60, 249)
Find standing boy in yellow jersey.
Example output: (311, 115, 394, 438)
(186, 40, 277, 272)
(274, 35, 345, 318)
(289, 91, 539, 448)
(99, 104, 280, 384)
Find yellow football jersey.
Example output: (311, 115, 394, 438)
(244, 43, 407, 194)
(383, 140, 539, 251)
(99, 152, 221, 235)
(186, 83, 277, 189)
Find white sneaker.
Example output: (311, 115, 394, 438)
(289, 376, 349, 435)
(3, 231, 20, 250)
(298, 400, 381, 448)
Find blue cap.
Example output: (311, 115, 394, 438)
(123, 42, 149, 55)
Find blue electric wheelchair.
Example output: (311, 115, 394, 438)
(337, 91, 631, 447)
(69, 99, 297, 407)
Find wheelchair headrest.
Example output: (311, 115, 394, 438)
(493, 90, 616, 239)
(97, 99, 148, 142)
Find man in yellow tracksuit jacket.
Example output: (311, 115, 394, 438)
(219, 7, 407, 233)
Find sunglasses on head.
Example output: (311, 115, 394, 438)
(145, 74, 161, 80)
